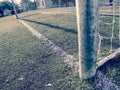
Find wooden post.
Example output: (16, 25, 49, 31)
(76, 0, 99, 79)
(11, 0, 18, 19)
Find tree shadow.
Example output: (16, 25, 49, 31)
(20, 18, 77, 34)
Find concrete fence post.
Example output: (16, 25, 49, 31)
(76, 0, 99, 79)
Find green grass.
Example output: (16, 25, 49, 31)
(18, 8, 120, 87)
(19, 11, 78, 57)
(0, 14, 95, 90)
(0, 8, 120, 90)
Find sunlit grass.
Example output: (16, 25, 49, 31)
(0, 13, 94, 89)
(19, 8, 120, 87)
(0, 7, 120, 89)
(19, 12, 78, 57)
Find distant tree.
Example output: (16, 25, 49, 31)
(0, 3, 4, 16)
(21, 0, 37, 11)
(0, 9, 4, 17)
(51, 0, 55, 5)
(70, 0, 75, 6)
(33, 0, 37, 9)
(61, 0, 70, 7)
(0, 1, 13, 17)
(29, 1, 37, 10)
(21, 0, 30, 11)
(51, 0, 75, 7)
(61, 0, 75, 7)
(109, 0, 113, 6)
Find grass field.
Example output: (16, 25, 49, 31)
(0, 12, 95, 90)
(19, 8, 120, 61)
(0, 7, 120, 89)
(19, 9, 78, 57)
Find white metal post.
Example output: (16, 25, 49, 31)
(76, 0, 99, 79)
(11, 0, 18, 19)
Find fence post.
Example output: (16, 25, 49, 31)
(76, 0, 99, 79)
(11, 0, 18, 19)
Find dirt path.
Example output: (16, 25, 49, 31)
(18, 19, 120, 90)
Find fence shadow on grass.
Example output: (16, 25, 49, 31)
(20, 18, 77, 34)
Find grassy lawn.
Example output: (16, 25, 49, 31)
(0, 15, 95, 89)
(19, 8, 120, 59)
(19, 10, 78, 57)
(18, 8, 120, 87)
(0, 7, 120, 90)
